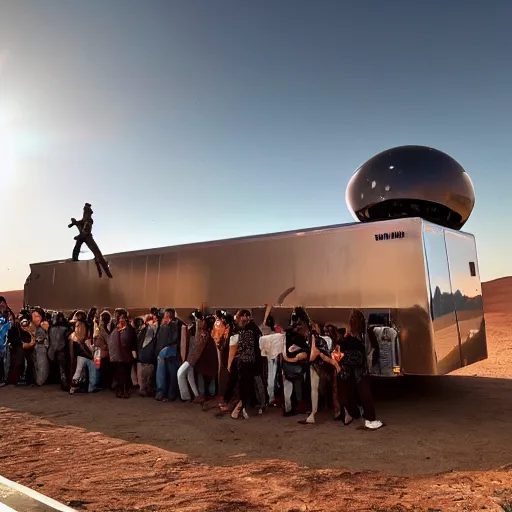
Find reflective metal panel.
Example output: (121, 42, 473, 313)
(175, 250, 211, 308)
(129, 256, 147, 309)
(109, 256, 130, 308)
(158, 253, 178, 306)
(444, 230, 487, 367)
(144, 255, 161, 307)
(422, 223, 461, 373)
(27, 220, 428, 311)
(24, 218, 465, 375)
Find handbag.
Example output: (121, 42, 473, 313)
(282, 360, 305, 382)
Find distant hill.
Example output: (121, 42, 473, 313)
(0, 290, 23, 313)
(0, 277, 510, 316)
(481, 277, 512, 315)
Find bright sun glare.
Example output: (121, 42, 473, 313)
(0, 101, 20, 183)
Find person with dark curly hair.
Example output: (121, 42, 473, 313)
(285, 308, 339, 425)
(219, 310, 261, 419)
(94, 310, 113, 389)
(108, 309, 137, 398)
(25, 307, 50, 386)
(136, 312, 158, 397)
(178, 311, 217, 403)
(5, 307, 31, 386)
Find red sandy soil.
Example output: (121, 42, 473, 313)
(1, 279, 512, 511)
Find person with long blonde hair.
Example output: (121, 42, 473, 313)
(69, 310, 100, 394)
(337, 309, 383, 430)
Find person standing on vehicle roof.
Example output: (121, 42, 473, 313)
(70, 203, 94, 262)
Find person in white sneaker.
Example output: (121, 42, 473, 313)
(337, 309, 384, 430)
(218, 310, 258, 420)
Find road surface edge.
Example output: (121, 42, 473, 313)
(0, 475, 76, 512)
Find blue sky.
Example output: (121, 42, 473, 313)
(1, 0, 511, 290)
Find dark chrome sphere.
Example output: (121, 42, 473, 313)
(346, 145, 475, 230)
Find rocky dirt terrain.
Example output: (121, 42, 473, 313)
(1, 278, 512, 511)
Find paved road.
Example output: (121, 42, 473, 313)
(0, 478, 75, 512)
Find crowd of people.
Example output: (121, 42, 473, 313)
(0, 295, 384, 430)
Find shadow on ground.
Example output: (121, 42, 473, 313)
(1, 375, 511, 476)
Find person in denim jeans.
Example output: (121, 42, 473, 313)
(156, 345, 179, 401)
(154, 309, 186, 402)
(70, 355, 100, 393)
(0, 315, 11, 386)
(69, 310, 101, 394)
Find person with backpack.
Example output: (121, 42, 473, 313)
(48, 312, 72, 391)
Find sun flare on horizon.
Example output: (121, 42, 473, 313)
(0, 100, 19, 184)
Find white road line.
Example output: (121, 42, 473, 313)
(0, 503, 18, 512)
(0, 476, 76, 512)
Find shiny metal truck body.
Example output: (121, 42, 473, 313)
(24, 217, 487, 376)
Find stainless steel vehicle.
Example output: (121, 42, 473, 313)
(24, 216, 487, 377)
(24, 146, 487, 376)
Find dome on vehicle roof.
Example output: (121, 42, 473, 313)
(346, 145, 475, 230)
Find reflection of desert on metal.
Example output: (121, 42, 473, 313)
(24, 146, 487, 377)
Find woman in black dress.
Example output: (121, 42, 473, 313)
(337, 309, 384, 430)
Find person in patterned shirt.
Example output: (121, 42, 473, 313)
(218, 309, 258, 419)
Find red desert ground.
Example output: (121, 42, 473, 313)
(1, 278, 512, 511)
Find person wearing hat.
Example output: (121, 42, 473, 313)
(69, 203, 94, 262)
